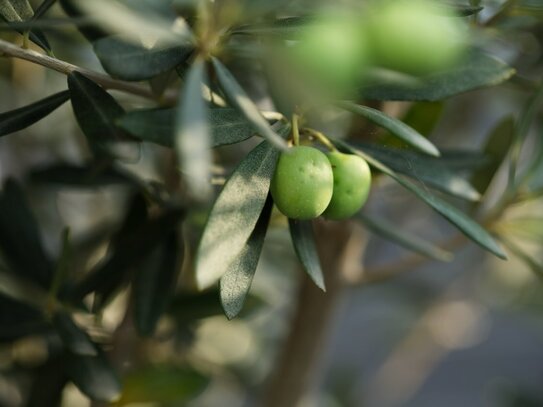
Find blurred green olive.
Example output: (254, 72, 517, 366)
(367, 0, 467, 75)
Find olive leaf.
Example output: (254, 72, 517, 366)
(334, 139, 507, 259)
(289, 219, 326, 290)
(0, 91, 70, 137)
(219, 195, 273, 319)
(196, 140, 280, 289)
(53, 311, 98, 356)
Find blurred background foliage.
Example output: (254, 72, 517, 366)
(0, 0, 542, 406)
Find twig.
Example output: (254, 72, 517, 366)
(0, 38, 177, 103)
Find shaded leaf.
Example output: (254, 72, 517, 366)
(26, 355, 68, 407)
(220, 195, 272, 319)
(93, 36, 193, 81)
(471, 116, 515, 195)
(338, 101, 440, 156)
(175, 58, 211, 200)
(196, 141, 280, 289)
(0, 179, 54, 288)
(211, 57, 287, 150)
(334, 139, 507, 259)
(134, 231, 182, 336)
(351, 142, 481, 201)
(33, 0, 57, 19)
(0, 90, 70, 137)
(53, 312, 97, 356)
(0, 294, 49, 342)
(67, 72, 125, 155)
(357, 212, 453, 262)
(359, 52, 515, 101)
(289, 218, 326, 290)
(68, 198, 183, 306)
(231, 16, 311, 38)
(65, 348, 122, 403)
(118, 107, 257, 148)
(117, 366, 208, 405)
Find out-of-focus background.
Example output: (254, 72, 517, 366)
(1, 0, 543, 406)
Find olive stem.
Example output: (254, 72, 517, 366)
(292, 114, 300, 146)
(303, 128, 338, 152)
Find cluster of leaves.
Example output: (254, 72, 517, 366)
(0, 0, 542, 404)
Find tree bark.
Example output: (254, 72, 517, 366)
(261, 220, 363, 407)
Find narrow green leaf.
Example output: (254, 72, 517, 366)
(134, 231, 182, 336)
(357, 212, 453, 262)
(334, 139, 507, 259)
(33, 0, 57, 19)
(0, 90, 70, 137)
(351, 142, 481, 201)
(220, 196, 272, 319)
(175, 59, 211, 201)
(117, 366, 208, 405)
(118, 107, 257, 148)
(359, 52, 515, 101)
(68, 72, 125, 155)
(53, 311, 98, 356)
(65, 348, 122, 403)
(196, 141, 280, 289)
(211, 57, 288, 150)
(445, 5, 484, 17)
(289, 219, 326, 291)
(338, 101, 440, 156)
(93, 36, 194, 81)
(0, 179, 54, 288)
(471, 116, 515, 195)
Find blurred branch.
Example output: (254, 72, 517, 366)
(0, 38, 177, 103)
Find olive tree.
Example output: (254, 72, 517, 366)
(0, 0, 541, 406)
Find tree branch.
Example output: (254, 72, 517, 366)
(0, 38, 177, 103)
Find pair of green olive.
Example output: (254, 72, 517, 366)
(271, 146, 371, 220)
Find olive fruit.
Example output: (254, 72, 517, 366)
(323, 152, 371, 220)
(287, 13, 370, 95)
(271, 146, 334, 220)
(367, 0, 467, 75)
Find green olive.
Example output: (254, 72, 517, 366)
(323, 151, 371, 220)
(271, 146, 334, 220)
(287, 13, 370, 95)
(367, 0, 467, 75)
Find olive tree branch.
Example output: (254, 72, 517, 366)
(0, 38, 177, 103)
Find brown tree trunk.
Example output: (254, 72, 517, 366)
(261, 220, 364, 407)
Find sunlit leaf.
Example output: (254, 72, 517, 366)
(0, 0, 51, 50)
(0, 91, 70, 137)
(175, 58, 211, 201)
(196, 141, 280, 289)
(220, 196, 272, 319)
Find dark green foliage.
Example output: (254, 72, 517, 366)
(0, 180, 54, 288)
(289, 219, 325, 290)
(93, 36, 194, 81)
(0, 91, 70, 137)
